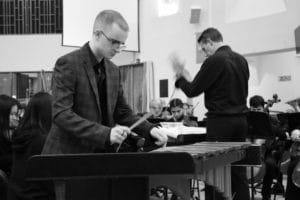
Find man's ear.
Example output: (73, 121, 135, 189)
(94, 30, 101, 40)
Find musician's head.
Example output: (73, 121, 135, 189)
(183, 103, 193, 116)
(169, 98, 184, 122)
(197, 28, 224, 57)
(91, 10, 129, 60)
(249, 95, 265, 112)
(149, 99, 163, 118)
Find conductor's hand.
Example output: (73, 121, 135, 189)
(110, 126, 130, 145)
(150, 127, 168, 146)
(170, 53, 185, 76)
(180, 68, 192, 81)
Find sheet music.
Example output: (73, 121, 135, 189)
(158, 126, 206, 139)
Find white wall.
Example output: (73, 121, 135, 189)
(211, 0, 300, 54)
(0, 35, 75, 71)
(248, 51, 300, 111)
(139, 0, 211, 119)
(0, 34, 135, 72)
(137, 0, 300, 118)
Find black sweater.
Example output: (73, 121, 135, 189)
(0, 132, 12, 174)
(175, 46, 249, 117)
(8, 129, 54, 200)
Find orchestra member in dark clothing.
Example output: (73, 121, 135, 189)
(0, 95, 20, 200)
(0, 95, 20, 174)
(8, 92, 54, 200)
(249, 95, 287, 200)
(172, 27, 250, 200)
(286, 128, 300, 200)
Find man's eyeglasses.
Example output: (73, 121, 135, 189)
(99, 31, 126, 50)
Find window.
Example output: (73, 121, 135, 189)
(0, 0, 62, 34)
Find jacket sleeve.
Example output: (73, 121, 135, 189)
(175, 56, 225, 98)
(51, 57, 111, 148)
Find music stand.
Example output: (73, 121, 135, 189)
(247, 111, 275, 140)
(277, 112, 300, 132)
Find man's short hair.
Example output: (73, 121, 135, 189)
(169, 98, 183, 109)
(93, 10, 129, 32)
(197, 27, 223, 44)
(249, 95, 265, 108)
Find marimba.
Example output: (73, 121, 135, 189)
(26, 142, 250, 200)
(151, 142, 250, 199)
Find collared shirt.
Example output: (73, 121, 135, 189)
(87, 44, 108, 126)
(175, 45, 249, 117)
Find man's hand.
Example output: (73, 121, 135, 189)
(169, 53, 192, 82)
(181, 68, 192, 81)
(150, 127, 168, 146)
(170, 53, 185, 75)
(110, 126, 131, 145)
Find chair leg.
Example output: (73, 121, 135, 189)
(190, 179, 201, 200)
(196, 180, 200, 200)
(251, 166, 255, 200)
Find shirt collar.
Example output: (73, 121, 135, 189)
(215, 45, 231, 53)
(87, 42, 102, 66)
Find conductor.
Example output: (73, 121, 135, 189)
(172, 27, 250, 200)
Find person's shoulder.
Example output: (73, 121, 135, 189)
(208, 46, 230, 62)
(204, 52, 227, 69)
(231, 50, 247, 62)
(218, 46, 248, 67)
(56, 44, 88, 66)
(225, 47, 247, 61)
(56, 50, 81, 67)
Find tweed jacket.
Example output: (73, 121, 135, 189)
(42, 43, 154, 154)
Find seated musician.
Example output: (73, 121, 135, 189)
(167, 98, 198, 127)
(183, 102, 198, 122)
(249, 95, 287, 200)
(8, 92, 54, 200)
(286, 128, 300, 200)
(147, 99, 170, 124)
(149, 99, 164, 119)
(285, 98, 300, 200)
